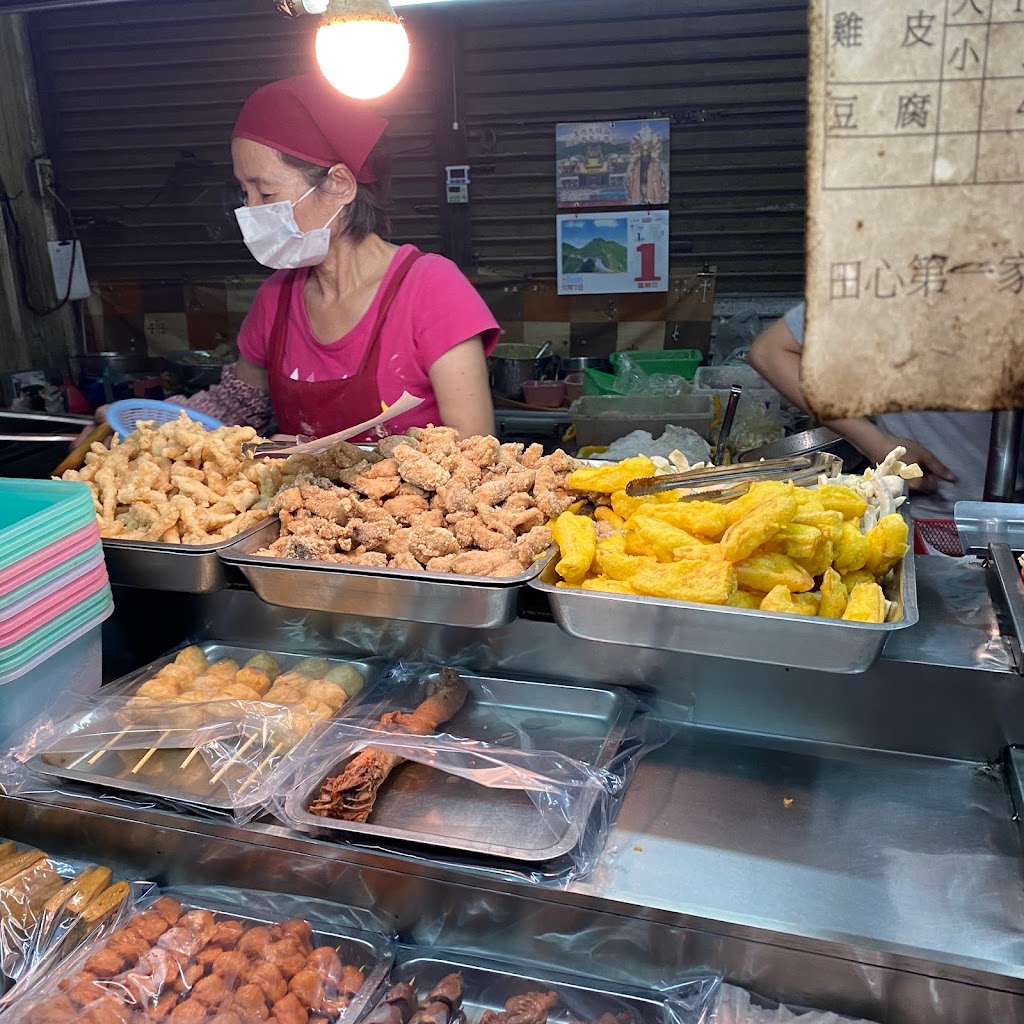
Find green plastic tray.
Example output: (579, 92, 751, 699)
(609, 349, 703, 380)
(0, 480, 97, 571)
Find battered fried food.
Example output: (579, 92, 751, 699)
(257, 428, 573, 576)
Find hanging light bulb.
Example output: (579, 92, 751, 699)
(314, 0, 410, 100)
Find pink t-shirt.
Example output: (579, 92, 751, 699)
(238, 244, 500, 437)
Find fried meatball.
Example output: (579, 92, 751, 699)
(305, 948, 343, 987)
(237, 926, 273, 957)
(288, 968, 325, 1011)
(271, 920, 313, 955)
(130, 911, 171, 943)
(197, 945, 225, 971)
(214, 950, 251, 982)
(271, 993, 308, 1024)
(192, 973, 233, 1006)
(211, 920, 246, 949)
(150, 897, 185, 926)
(249, 963, 288, 1003)
(229, 984, 270, 1020)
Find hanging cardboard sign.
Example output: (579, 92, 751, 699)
(802, 0, 1024, 419)
(557, 210, 669, 296)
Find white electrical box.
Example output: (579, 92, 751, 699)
(47, 240, 90, 301)
(445, 165, 470, 204)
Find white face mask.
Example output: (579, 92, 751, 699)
(234, 178, 344, 270)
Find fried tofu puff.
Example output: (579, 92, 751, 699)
(294, 658, 331, 678)
(244, 652, 281, 679)
(173, 646, 209, 676)
(323, 664, 364, 698)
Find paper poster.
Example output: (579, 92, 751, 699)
(556, 119, 670, 208)
(557, 210, 669, 295)
(802, 0, 1024, 418)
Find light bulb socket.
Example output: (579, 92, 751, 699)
(323, 0, 401, 24)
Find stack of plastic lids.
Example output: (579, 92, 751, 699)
(0, 479, 113, 688)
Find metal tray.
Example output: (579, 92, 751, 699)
(220, 519, 554, 629)
(286, 674, 631, 862)
(532, 534, 918, 676)
(102, 517, 270, 593)
(386, 948, 672, 1024)
(30, 642, 385, 811)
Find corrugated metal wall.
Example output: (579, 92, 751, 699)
(26, 0, 443, 280)
(458, 0, 808, 293)
(24, 0, 808, 293)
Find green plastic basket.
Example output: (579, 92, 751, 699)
(582, 369, 620, 396)
(609, 349, 703, 380)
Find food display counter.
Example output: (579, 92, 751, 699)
(1, 554, 1023, 1023)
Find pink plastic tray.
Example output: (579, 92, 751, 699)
(0, 522, 101, 597)
(0, 562, 109, 648)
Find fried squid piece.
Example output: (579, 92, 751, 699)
(308, 668, 469, 822)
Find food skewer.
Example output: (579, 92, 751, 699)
(130, 731, 171, 774)
(236, 740, 287, 795)
(74, 727, 131, 767)
(208, 733, 259, 787)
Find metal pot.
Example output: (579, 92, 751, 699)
(558, 356, 612, 374)
(488, 344, 558, 401)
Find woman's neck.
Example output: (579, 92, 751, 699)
(308, 232, 396, 301)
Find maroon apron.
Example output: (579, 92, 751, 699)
(267, 249, 423, 442)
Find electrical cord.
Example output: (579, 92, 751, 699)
(0, 167, 77, 316)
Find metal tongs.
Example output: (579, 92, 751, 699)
(625, 451, 843, 503)
(242, 391, 425, 459)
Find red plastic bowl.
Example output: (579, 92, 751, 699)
(521, 380, 567, 408)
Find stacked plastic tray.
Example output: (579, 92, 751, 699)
(0, 480, 113, 745)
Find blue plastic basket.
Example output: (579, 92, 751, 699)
(106, 399, 223, 438)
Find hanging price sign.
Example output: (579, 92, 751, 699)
(556, 210, 669, 295)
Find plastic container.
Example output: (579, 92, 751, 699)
(582, 369, 620, 396)
(0, 480, 97, 572)
(521, 380, 567, 408)
(564, 372, 584, 404)
(0, 546, 104, 615)
(570, 394, 715, 448)
(106, 398, 223, 438)
(609, 349, 703, 380)
(0, 616, 107, 748)
(0, 562, 109, 647)
(0, 521, 101, 599)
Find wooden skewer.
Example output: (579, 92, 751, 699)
(237, 740, 286, 795)
(86, 728, 130, 766)
(179, 746, 203, 770)
(130, 731, 170, 775)
(209, 734, 258, 787)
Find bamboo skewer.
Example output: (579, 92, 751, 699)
(209, 734, 258, 787)
(84, 728, 130, 766)
(130, 731, 170, 775)
(237, 741, 286, 795)
(179, 746, 203, 770)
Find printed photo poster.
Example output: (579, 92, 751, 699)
(557, 210, 669, 296)
(556, 119, 670, 208)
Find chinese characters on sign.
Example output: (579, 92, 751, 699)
(802, 0, 1024, 419)
(556, 211, 669, 296)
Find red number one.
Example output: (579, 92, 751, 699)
(634, 242, 660, 283)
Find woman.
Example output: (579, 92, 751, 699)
(175, 73, 499, 442)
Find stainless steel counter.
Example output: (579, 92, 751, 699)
(3, 554, 1023, 1022)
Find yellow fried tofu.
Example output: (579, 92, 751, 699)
(629, 559, 736, 605)
(815, 484, 869, 520)
(594, 533, 655, 581)
(792, 591, 821, 615)
(723, 480, 795, 525)
(633, 501, 727, 539)
(833, 520, 870, 574)
(580, 576, 637, 594)
(796, 538, 834, 579)
(624, 531, 658, 557)
(727, 589, 765, 609)
(863, 513, 909, 577)
(766, 523, 822, 560)
(610, 489, 649, 519)
(721, 492, 799, 562)
(631, 515, 704, 561)
(793, 491, 825, 510)
(819, 567, 848, 619)
(841, 568, 876, 590)
(760, 585, 817, 616)
(567, 456, 657, 494)
(792, 508, 844, 544)
(553, 511, 596, 584)
(673, 542, 725, 562)
(593, 506, 625, 530)
(734, 553, 815, 593)
(842, 581, 887, 623)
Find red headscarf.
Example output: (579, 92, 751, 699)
(232, 74, 388, 183)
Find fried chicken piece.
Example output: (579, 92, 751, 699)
(469, 520, 517, 553)
(502, 492, 536, 511)
(197, 945, 225, 971)
(519, 443, 544, 468)
(476, 477, 516, 506)
(449, 549, 518, 577)
(130, 911, 171, 943)
(410, 509, 446, 530)
(272, 993, 309, 1024)
(288, 967, 325, 1010)
(383, 493, 430, 524)
(457, 434, 500, 467)
(415, 426, 460, 458)
(425, 554, 458, 572)
(192, 973, 234, 1006)
(305, 947, 343, 988)
(158, 926, 207, 959)
(328, 550, 389, 568)
(485, 504, 545, 535)
(390, 552, 422, 571)
(83, 948, 127, 979)
(494, 441, 525, 465)
(382, 527, 412, 558)
(214, 950, 251, 981)
(448, 457, 483, 489)
(532, 465, 574, 517)
(490, 559, 527, 578)
(209, 1013, 243, 1024)
(376, 435, 415, 458)
(449, 515, 478, 549)
(273, 920, 314, 953)
(297, 483, 352, 524)
(517, 525, 553, 565)
(172, 960, 205, 994)
(348, 517, 395, 550)
(236, 926, 273, 956)
(249, 962, 288, 1003)
(393, 445, 451, 490)
(27, 995, 80, 1024)
(229, 983, 270, 1019)
(66, 974, 105, 1008)
(540, 449, 576, 474)
(352, 460, 402, 500)
(169, 1002, 209, 1022)
(264, 938, 306, 979)
(435, 481, 475, 514)
(264, 535, 336, 562)
(82, 997, 134, 1024)
(340, 964, 365, 995)
(407, 525, 460, 564)
(151, 989, 180, 1022)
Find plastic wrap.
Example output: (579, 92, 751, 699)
(697, 985, 879, 1024)
(372, 947, 720, 1024)
(610, 354, 691, 398)
(0, 839, 149, 1008)
(0, 884, 396, 1024)
(256, 659, 678, 887)
(1, 644, 389, 825)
